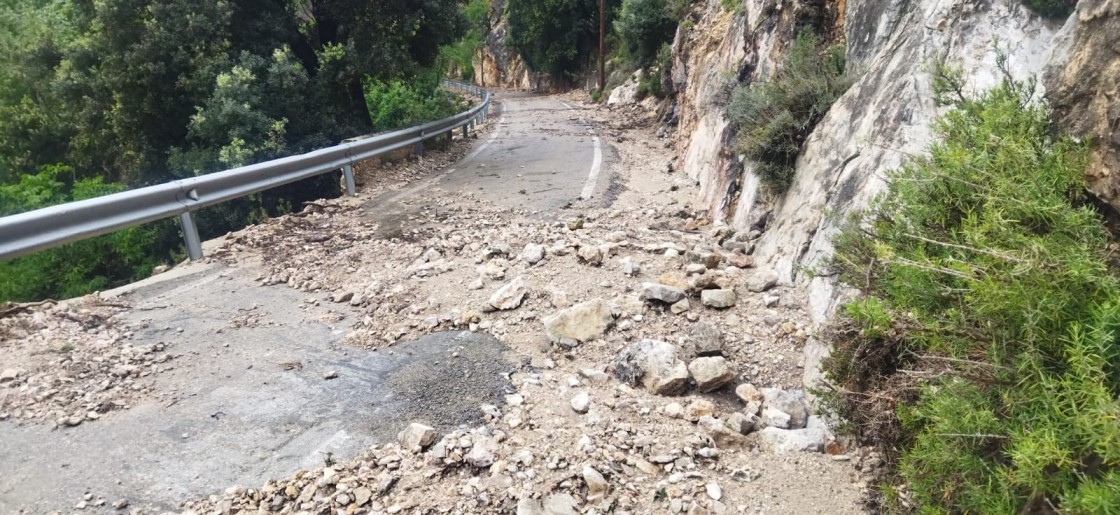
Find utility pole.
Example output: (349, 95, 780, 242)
(598, 0, 605, 94)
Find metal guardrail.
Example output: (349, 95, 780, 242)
(0, 81, 489, 262)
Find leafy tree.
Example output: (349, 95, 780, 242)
(507, 0, 602, 80)
(614, 0, 676, 68)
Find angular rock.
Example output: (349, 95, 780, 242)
(759, 406, 792, 429)
(757, 426, 829, 454)
(466, 436, 498, 467)
(663, 402, 685, 419)
(706, 482, 722, 501)
(570, 392, 590, 414)
(398, 423, 437, 453)
(639, 283, 687, 304)
(542, 299, 614, 343)
(621, 258, 640, 276)
(700, 289, 736, 308)
(583, 465, 609, 502)
(490, 276, 528, 311)
(521, 244, 546, 265)
(688, 357, 735, 392)
(0, 369, 19, 383)
(577, 245, 603, 265)
(613, 339, 690, 395)
(332, 291, 354, 303)
(735, 383, 762, 404)
(696, 416, 748, 448)
(761, 388, 809, 429)
(745, 271, 779, 292)
(725, 412, 757, 435)
(690, 322, 723, 356)
(670, 298, 690, 314)
(685, 399, 715, 422)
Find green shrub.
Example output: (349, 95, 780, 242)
(719, 0, 742, 14)
(1021, 0, 1075, 18)
(824, 68, 1120, 513)
(364, 71, 462, 132)
(615, 0, 678, 68)
(726, 31, 852, 193)
(0, 165, 164, 302)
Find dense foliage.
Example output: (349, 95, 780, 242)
(506, 0, 603, 80)
(440, 0, 490, 81)
(0, 166, 164, 300)
(0, 0, 468, 302)
(614, 0, 676, 68)
(823, 69, 1120, 512)
(365, 70, 465, 132)
(726, 31, 852, 193)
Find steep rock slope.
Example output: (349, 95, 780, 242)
(1046, 0, 1120, 208)
(671, 0, 1064, 326)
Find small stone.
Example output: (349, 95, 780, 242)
(763, 294, 780, 307)
(700, 289, 736, 308)
(684, 399, 715, 422)
(663, 402, 685, 419)
(761, 388, 809, 429)
(759, 406, 792, 429)
(490, 276, 529, 311)
(468, 275, 485, 290)
(735, 383, 762, 404)
(0, 369, 19, 383)
(690, 322, 723, 356)
(725, 412, 757, 435)
(621, 258, 640, 276)
(354, 487, 373, 505)
(706, 482, 723, 501)
(639, 283, 687, 304)
(577, 245, 603, 265)
(112, 499, 129, 510)
(746, 270, 779, 292)
(570, 392, 591, 414)
(332, 291, 354, 303)
(466, 436, 498, 467)
(398, 423, 438, 452)
(521, 244, 546, 265)
(323, 370, 338, 380)
(688, 357, 735, 392)
(566, 218, 584, 230)
(670, 298, 690, 314)
(582, 465, 609, 502)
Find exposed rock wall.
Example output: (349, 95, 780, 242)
(671, 0, 1067, 325)
(1045, 0, 1120, 209)
(472, 0, 552, 91)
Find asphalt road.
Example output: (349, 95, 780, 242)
(0, 91, 606, 513)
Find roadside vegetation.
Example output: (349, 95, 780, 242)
(726, 31, 853, 193)
(0, 0, 470, 303)
(1021, 0, 1076, 17)
(821, 60, 1120, 512)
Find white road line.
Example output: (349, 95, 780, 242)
(580, 136, 603, 200)
(464, 104, 505, 161)
(559, 101, 604, 200)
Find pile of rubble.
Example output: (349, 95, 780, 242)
(0, 298, 177, 427)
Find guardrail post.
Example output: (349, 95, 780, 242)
(463, 124, 469, 138)
(342, 164, 356, 196)
(179, 212, 203, 261)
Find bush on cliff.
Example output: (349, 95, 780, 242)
(822, 66, 1120, 512)
(726, 30, 852, 193)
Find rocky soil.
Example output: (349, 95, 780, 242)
(0, 298, 178, 427)
(1, 94, 881, 514)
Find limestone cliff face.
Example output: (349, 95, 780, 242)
(670, 0, 1068, 325)
(472, 0, 551, 91)
(1045, 0, 1120, 209)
